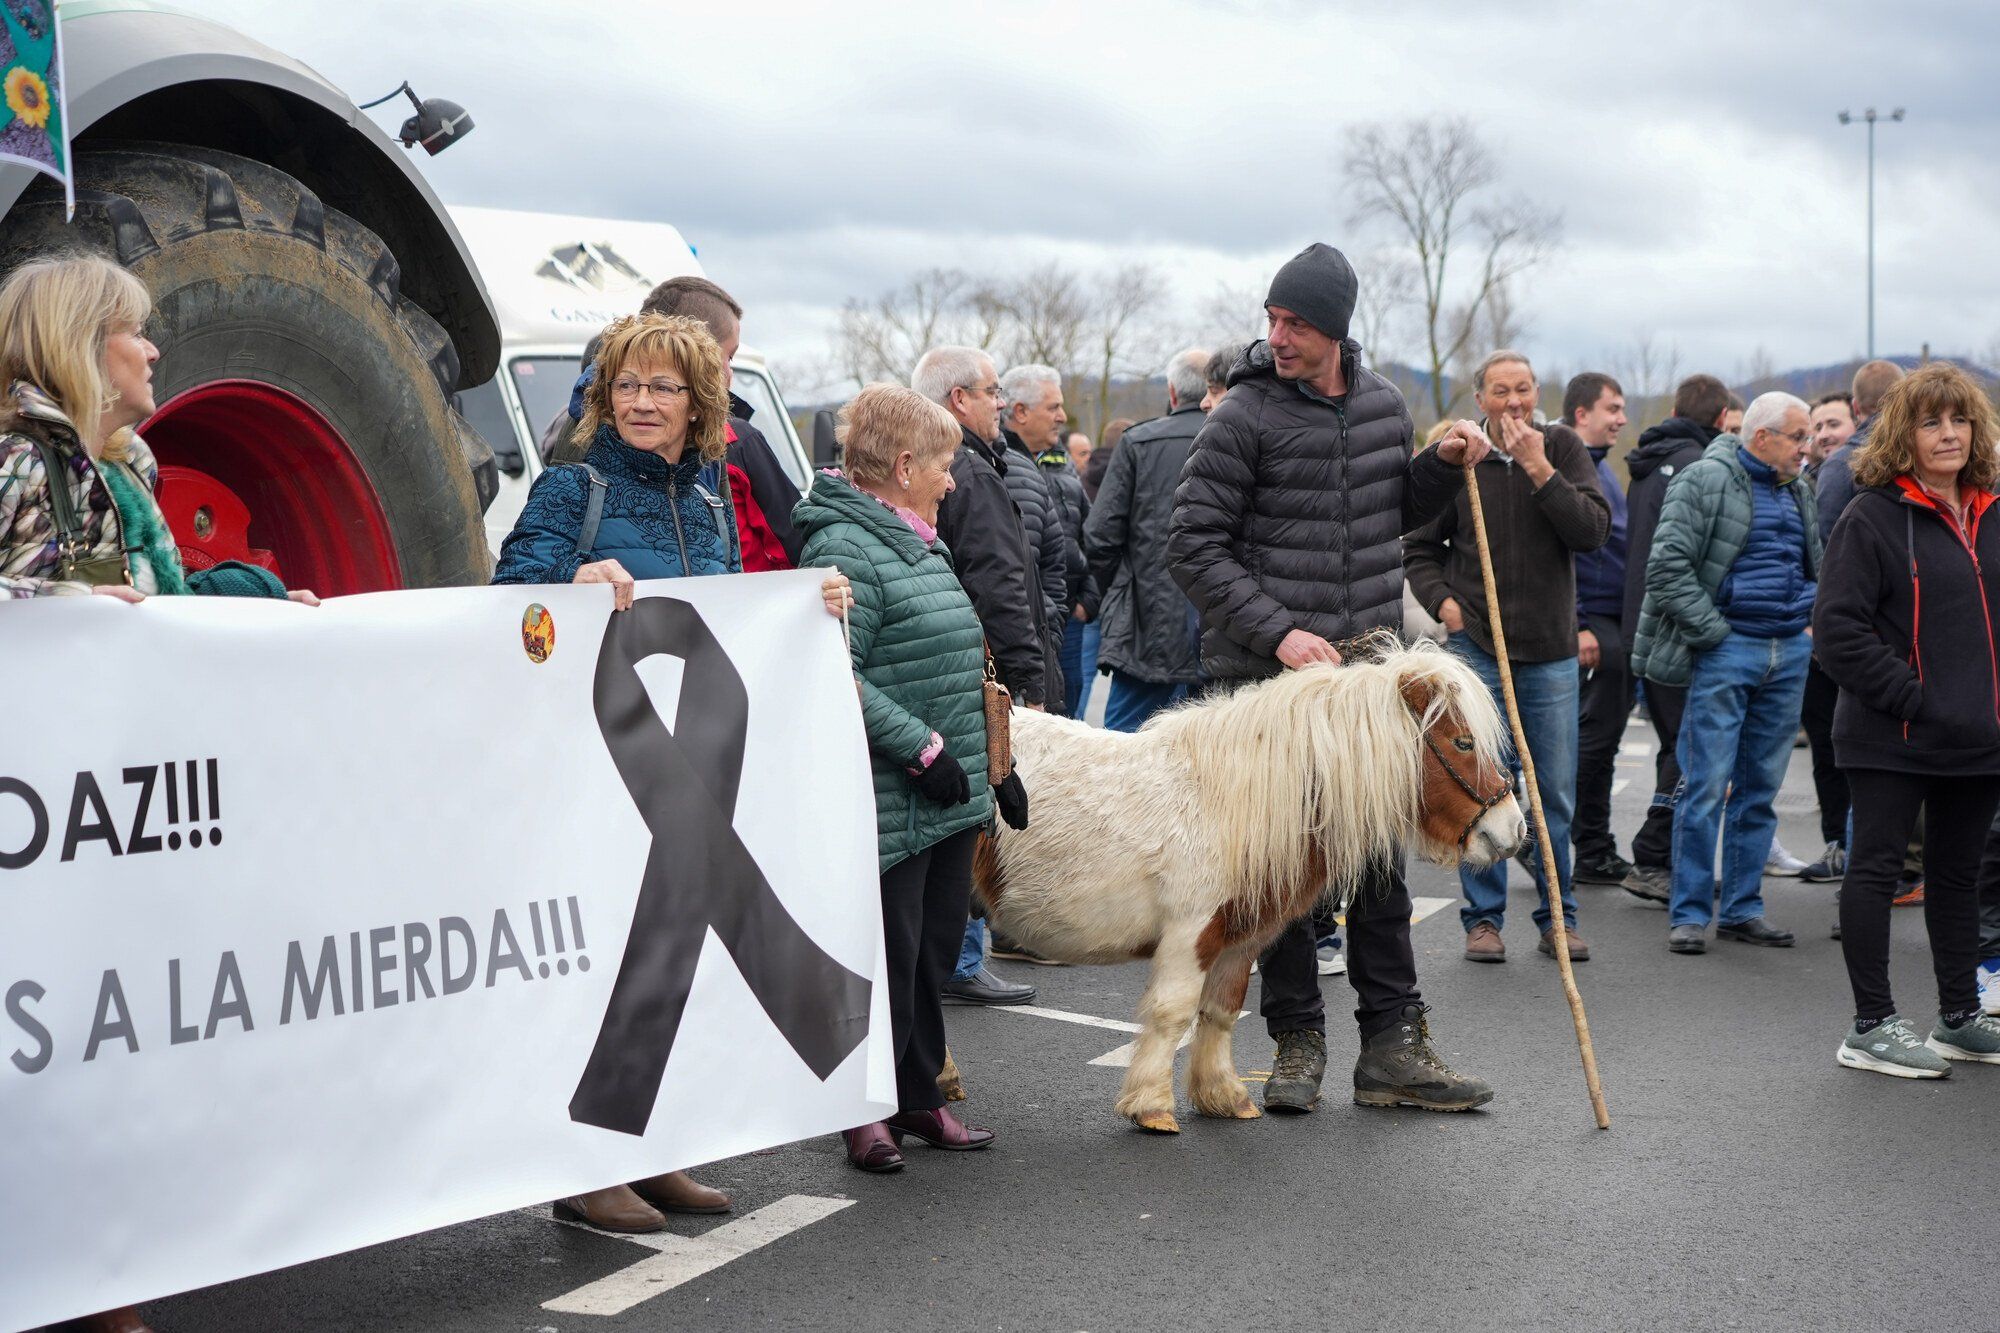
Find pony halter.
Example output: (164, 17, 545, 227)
(1422, 729, 1515, 850)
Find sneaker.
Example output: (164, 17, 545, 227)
(1463, 922, 1505, 963)
(1573, 850, 1634, 887)
(1353, 1004, 1494, 1112)
(1837, 1016, 1950, 1078)
(1538, 926, 1590, 961)
(1979, 958, 2000, 1017)
(1765, 839, 1808, 877)
(941, 965, 1037, 1006)
(1315, 935, 1347, 976)
(1622, 863, 1671, 907)
(1893, 877, 1926, 907)
(1799, 842, 1846, 883)
(1928, 1013, 2000, 1063)
(1264, 1029, 1328, 1113)
(990, 932, 1066, 966)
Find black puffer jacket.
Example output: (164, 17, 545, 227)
(1168, 339, 1461, 680)
(1002, 429, 1071, 623)
(1037, 447, 1095, 617)
(1086, 402, 1205, 684)
(1619, 415, 1715, 648)
(936, 426, 1049, 707)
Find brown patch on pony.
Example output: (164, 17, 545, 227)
(1399, 673, 1436, 718)
(1216, 952, 1253, 1012)
(972, 833, 1004, 909)
(1199, 842, 1332, 969)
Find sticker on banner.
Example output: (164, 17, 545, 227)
(522, 603, 556, 662)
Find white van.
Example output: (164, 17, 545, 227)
(448, 205, 812, 553)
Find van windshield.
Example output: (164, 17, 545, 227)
(731, 369, 808, 489)
(509, 357, 581, 451)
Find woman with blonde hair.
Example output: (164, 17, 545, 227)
(1815, 361, 2000, 1077)
(493, 312, 850, 1229)
(793, 382, 1028, 1173)
(0, 253, 312, 606)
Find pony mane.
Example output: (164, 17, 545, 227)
(1146, 635, 1507, 912)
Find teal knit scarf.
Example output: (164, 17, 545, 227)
(97, 458, 190, 596)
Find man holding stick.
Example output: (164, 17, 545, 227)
(1169, 242, 1496, 1114)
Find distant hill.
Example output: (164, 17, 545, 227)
(1736, 354, 2000, 402)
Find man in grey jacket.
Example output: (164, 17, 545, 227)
(1085, 347, 1211, 731)
(999, 363, 1073, 714)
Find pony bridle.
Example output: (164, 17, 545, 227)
(1421, 730, 1515, 850)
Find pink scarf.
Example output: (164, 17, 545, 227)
(823, 468, 937, 544)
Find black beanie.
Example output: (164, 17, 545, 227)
(1265, 243, 1358, 341)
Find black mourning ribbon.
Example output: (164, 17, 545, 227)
(569, 597, 873, 1136)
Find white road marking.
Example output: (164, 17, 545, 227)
(541, 1194, 854, 1316)
(1409, 895, 1454, 925)
(995, 1003, 1141, 1034)
(1612, 778, 1630, 795)
(1618, 739, 1654, 759)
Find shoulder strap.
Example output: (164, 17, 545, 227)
(572, 464, 608, 558)
(25, 434, 85, 554)
(694, 459, 741, 571)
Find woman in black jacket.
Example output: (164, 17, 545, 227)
(1814, 362, 2000, 1077)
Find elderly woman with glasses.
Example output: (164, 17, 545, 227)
(493, 312, 850, 1230)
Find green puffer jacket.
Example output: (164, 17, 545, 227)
(794, 470, 993, 871)
(1631, 437, 1821, 686)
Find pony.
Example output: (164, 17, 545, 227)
(973, 637, 1524, 1133)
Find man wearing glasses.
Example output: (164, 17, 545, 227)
(1631, 392, 1821, 955)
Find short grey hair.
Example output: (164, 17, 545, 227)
(1741, 390, 1809, 441)
(1166, 348, 1209, 405)
(911, 345, 993, 407)
(1473, 348, 1535, 393)
(999, 363, 1062, 414)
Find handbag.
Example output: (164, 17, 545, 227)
(29, 433, 132, 587)
(983, 642, 1013, 783)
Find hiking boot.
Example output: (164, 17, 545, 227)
(1718, 916, 1794, 947)
(1353, 1004, 1494, 1112)
(1765, 839, 1807, 877)
(1538, 926, 1590, 961)
(1463, 922, 1505, 963)
(1668, 923, 1707, 954)
(1622, 863, 1671, 906)
(1799, 841, 1846, 883)
(1927, 1013, 2000, 1064)
(1573, 850, 1634, 886)
(1893, 877, 1926, 907)
(1837, 1016, 1950, 1079)
(1264, 1029, 1327, 1114)
(1979, 958, 2000, 1017)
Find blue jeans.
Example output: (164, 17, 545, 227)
(1669, 631, 1811, 928)
(1061, 619, 1101, 718)
(1448, 633, 1580, 933)
(954, 916, 986, 980)
(1104, 673, 1188, 733)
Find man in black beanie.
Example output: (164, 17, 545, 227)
(1169, 242, 1502, 1114)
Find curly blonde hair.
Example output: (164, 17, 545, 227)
(1853, 361, 2000, 492)
(0, 253, 152, 460)
(571, 313, 730, 464)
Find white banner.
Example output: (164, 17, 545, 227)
(0, 571, 891, 1332)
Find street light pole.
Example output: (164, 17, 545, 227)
(1837, 106, 1905, 359)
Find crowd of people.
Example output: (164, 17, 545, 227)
(8, 237, 2000, 1329)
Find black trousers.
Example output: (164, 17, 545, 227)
(1574, 613, 1635, 862)
(1800, 659, 1850, 846)
(1979, 808, 2000, 959)
(1630, 680, 1687, 869)
(879, 827, 978, 1112)
(1260, 856, 1420, 1043)
(1839, 769, 2000, 1022)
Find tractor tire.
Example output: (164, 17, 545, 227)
(0, 142, 496, 593)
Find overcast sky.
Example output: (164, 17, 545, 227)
(174, 0, 2000, 396)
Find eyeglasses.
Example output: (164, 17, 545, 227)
(957, 382, 1002, 401)
(611, 377, 689, 402)
(1769, 428, 1810, 446)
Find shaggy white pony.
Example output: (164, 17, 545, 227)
(977, 638, 1523, 1133)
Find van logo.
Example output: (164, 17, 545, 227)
(535, 241, 648, 295)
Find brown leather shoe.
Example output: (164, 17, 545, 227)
(842, 1122, 906, 1172)
(49, 1309, 153, 1333)
(1538, 926, 1590, 962)
(551, 1184, 666, 1233)
(1464, 922, 1505, 963)
(886, 1105, 995, 1150)
(630, 1169, 732, 1215)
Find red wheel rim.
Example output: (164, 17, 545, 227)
(143, 380, 401, 595)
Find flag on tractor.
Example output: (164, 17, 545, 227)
(0, 0, 68, 215)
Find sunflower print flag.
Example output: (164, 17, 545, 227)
(0, 0, 68, 215)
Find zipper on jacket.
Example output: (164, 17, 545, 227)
(667, 476, 692, 577)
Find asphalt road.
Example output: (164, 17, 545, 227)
(145, 727, 2000, 1333)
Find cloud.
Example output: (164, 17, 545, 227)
(161, 0, 2000, 393)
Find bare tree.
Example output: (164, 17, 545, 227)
(832, 267, 996, 385)
(1082, 263, 1164, 443)
(1343, 117, 1561, 418)
(1604, 332, 1684, 430)
(1198, 280, 1267, 347)
(1352, 251, 1417, 369)
(993, 262, 1092, 375)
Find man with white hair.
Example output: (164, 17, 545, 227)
(1633, 390, 1821, 954)
(998, 363, 1073, 713)
(913, 344, 1044, 1007)
(1085, 347, 1212, 730)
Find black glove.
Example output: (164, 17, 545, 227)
(912, 750, 971, 806)
(994, 771, 1029, 830)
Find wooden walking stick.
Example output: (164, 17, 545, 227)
(1460, 457, 1611, 1130)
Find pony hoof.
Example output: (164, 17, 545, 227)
(937, 1052, 966, 1102)
(1133, 1110, 1180, 1134)
(1195, 1094, 1262, 1120)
